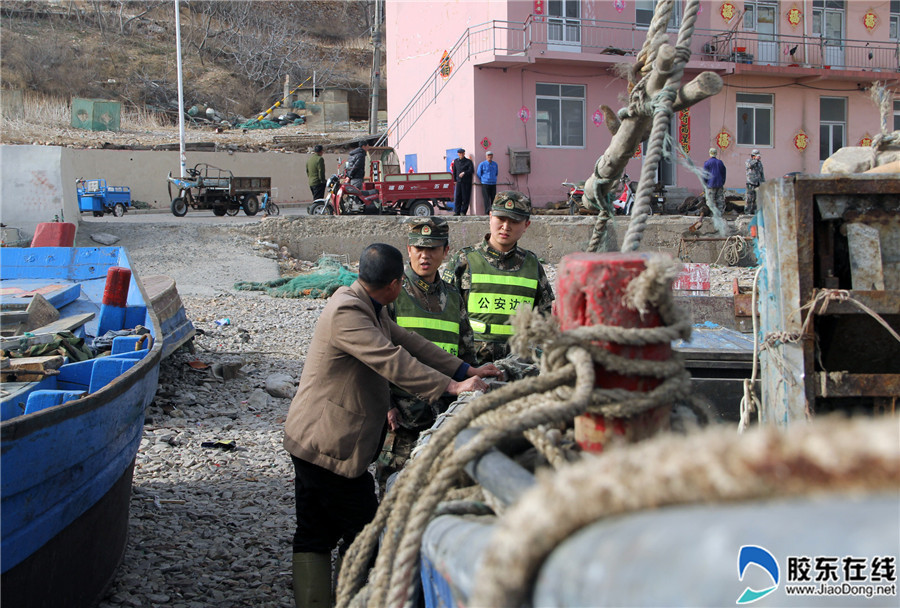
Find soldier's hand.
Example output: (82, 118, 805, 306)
(446, 376, 488, 395)
(387, 407, 400, 431)
(469, 363, 504, 381)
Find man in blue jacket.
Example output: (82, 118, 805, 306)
(702, 147, 727, 213)
(476, 151, 498, 215)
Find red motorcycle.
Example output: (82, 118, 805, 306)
(565, 173, 661, 216)
(309, 174, 382, 215)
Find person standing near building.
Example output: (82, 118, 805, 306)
(346, 142, 367, 189)
(284, 243, 499, 607)
(443, 191, 555, 364)
(380, 217, 498, 483)
(476, 151, 499, 215)
(306, 144, 326, 201)
(451, 148, 475, 216)
(702, 147, 727, 213)
(745, 149, 765, 214)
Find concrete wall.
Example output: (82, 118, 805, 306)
(62, 149, 342, 208)
(0, 145, 77, 240)
(254, 214, 754, 266)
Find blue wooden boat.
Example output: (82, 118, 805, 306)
(142, 274, 196, 358)
(1, 246, 162, 608)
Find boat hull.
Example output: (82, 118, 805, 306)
(0, 246, 162, 608)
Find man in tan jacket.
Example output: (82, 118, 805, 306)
(284, 243, 499, 607)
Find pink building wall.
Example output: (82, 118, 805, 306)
(386, 0, 899, 209)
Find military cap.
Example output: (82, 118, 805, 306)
(407, 216, 449, 247)
(457, 148, 465, 153)
(751, 149, 761, 156)
(491, 191, 531, 221)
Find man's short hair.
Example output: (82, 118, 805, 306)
(359, 243, 404, 288)
(708, 148, 718, 157)
(314, 144, 323, 153)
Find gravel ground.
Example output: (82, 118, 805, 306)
(89, 221, 753, 608)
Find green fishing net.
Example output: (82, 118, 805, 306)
(234, 256, 357, 298)
(237, 119, 283, 130)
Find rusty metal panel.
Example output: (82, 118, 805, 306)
(817, 373, 900, 398)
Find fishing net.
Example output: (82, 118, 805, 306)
(234, 256, 357, 298)
(237, 119, 282, 130)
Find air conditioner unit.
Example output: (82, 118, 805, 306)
(508, 148, 531, 175)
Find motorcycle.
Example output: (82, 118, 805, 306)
(566, 173, 664, 216)
(308, 174, 382, 215)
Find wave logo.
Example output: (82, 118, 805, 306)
(737, 545, 780, 604)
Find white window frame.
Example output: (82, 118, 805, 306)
(736, 92, 774, 147)
(819, 96, 846, 161)
(891, 0, 899, 40)
(812, 0, 845, 36)
(636, 0, 682, 30)
(548, 0, 581, 46)
(536, 83, 586, 149)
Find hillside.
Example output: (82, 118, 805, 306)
(1, 0, 380, 148)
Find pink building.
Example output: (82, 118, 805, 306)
(384, 0, 899, 211)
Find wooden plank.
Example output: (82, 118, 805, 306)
(1, 355, 65, 382)
(28, 312, 94, 336)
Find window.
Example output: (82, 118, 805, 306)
(819, 97, 846, 161)
(736, 93, 773, 147)
(536, 83, 585, 148)
(742, 0, 777, 30)
(636, 0, 682, 29)
(812, 0, 845, 36)
(891, 0, 899, 40)
(548, 0, 580, 45)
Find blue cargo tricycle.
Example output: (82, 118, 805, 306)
(77, 178, 132, 217)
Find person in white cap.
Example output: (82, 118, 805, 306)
(476, 151, 499, 215)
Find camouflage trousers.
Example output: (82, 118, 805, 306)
(705, 186, 725, 213)
(375, 426, 421, 491)
(745, 183, 759, 214)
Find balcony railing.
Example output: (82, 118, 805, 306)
(472, 16, 900, 72)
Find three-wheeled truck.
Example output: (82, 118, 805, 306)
(76, 178, 131, 217)
(167, 163, 271, 217)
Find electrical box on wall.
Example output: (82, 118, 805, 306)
(508, 148, 531, 174)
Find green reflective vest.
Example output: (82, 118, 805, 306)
(394, 283, 462, 356)
(466, 250, 539, 343)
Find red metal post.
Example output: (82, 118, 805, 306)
(556, 252, 673, 452)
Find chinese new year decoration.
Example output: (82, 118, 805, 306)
(794, 130, 809, 151)
(439, 51, 453, 79)
(592, 109, 605, 127)
(614, 0, 626, 13)
(518, 106, 531, 123)
(678, 109, 690, 153)
(481, 137, 492, 149)
(720, 2, 737, 23)
(863, 10, 879, 32)
(715, 129, 732, 150)
(786, 6, 802, 28)
(534, 0, 545, 15)
(633, 146, 642, 158)
(858, 134, 873, 147)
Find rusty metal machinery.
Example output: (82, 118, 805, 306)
(757, 174, 900, 424)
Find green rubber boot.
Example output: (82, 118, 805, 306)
(292, 552, 332, 608)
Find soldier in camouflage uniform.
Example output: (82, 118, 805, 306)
(442, 191, 555, 365)
(745, 149, 765, 214)
(378, 217, 500, 486)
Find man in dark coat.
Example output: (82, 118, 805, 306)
(346, 143, 367, 189)
(451, 148, 475, 216)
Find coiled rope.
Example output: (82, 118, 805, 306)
(336, 255, 692, 608)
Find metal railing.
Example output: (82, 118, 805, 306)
(379, 17, 899, 148)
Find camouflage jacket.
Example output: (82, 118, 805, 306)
(386, 265, 474, 429)
(442, 236, 555, 363)
(746, 158, 765, 186)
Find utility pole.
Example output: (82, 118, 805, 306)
(368, 0, 382, 135)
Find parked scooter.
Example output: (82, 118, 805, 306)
(309, 174, 382, 215)
(566, 173, 664, 216)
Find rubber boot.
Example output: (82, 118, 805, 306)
(292, 552, 332, 608)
